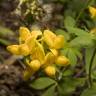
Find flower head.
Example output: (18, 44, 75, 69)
(7, 27, 69, 79)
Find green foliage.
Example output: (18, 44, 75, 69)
(81, 83, 96, 96)
(30, 77, 56, 90)
(58, 77, 85, 95)
(0, 26, 14, 37)
(2, 0, 96, 96)
(41, 85, 56, 96)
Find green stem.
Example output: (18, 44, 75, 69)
(75, 0, 92, 23)
(88, 48, 96, 87)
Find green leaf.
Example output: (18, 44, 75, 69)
(41, 85, 56, 96)
(66, 27, 89, 36)
(70, 36, 94, 48)
(0, 38, 11, 45)
(63, 69, 73, 76)
(55, 29, 70, 41)
(81, 84, 96, 96)
(67, 48, 77, 66)
(0, 26, 14, 37)
(61, 46, 81, 66)
(30, 77, 56, 90)
(85, 48, 96, 78)
(85, 48, 94, 74)
(58, 77, 85, 95)
(64, 16, 76, 27)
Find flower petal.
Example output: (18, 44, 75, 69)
(30, 40, 45, 63)
(89, 6, 96, 19)
(7, 45, 20, 55)
(53, 35, 65, 49)
(19, 27, 31, 43)
(31, 30, 42, 39)
(42, 52, 55, 67)
(43, 30, 56, 48)
(25, 37, 36, 54)
(19, 44, 30, 56)
(44, 66, 56, 76)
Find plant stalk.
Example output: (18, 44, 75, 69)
(88, 48, 96, 87)
(76, 0, 92, 23)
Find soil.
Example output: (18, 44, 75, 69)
(0, 64, 34, 96)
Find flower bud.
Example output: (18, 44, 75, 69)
(56, 56, 69, 66)
(7, 45, 20, 55)
(23, 69, 34, 80)
(19, 44, 30, 56)
(29, 60, 41, 71)
(44, 66, 56, 76)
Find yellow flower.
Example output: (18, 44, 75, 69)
(55, 56, 70, 66)
(25, 36, 36, 54)
(44, 30, 64, 49)
(31, 30, 42, 39)
(89, 6, 96, 19)
(43, 30, 56, 48)
(50, 49, 59, 57)
(19, 44, 30, 56)
(30, 40, 45, 63)
(54, 35, 64, 49)
(29, 60, 41, 71)
(44, 66, 56, 76)
(19, 27, 31, 43)
(43, 52, 55, 67)
(7, 45, 20, 55)
(19, 27, 42, 44)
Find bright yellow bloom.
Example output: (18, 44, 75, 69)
(44, 30, 64, 49)
(29, 60, 41, 71)
(43, 52, 55, 67)
(31, 30, 42, 39)
(89, 6, 96, 19)
(19, 27, 43, 44)
(50, 49, 59, 57)
(19, 44, 30, 56)
(30, 40, 45, 63)
(7, 45, 20, 55)
(44, 30, 56, 48)
(44, 66, 56, 76)
(55, 56, 70, 66)
(54, 35, 64, 49)
(7, 27, 69, 78)
(25, 36, 36, 54)
(19, 27, 31, 43)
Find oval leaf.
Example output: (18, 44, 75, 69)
(30, 77, 56, 90)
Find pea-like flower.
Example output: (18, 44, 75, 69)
(7, 27, 70, 79)
(43, 30, 65, 49)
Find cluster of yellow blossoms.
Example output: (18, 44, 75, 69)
(7, 27, 70, 79)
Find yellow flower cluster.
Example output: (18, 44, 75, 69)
(89, 6, 96, 19)
(7, 27, 70, 79)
